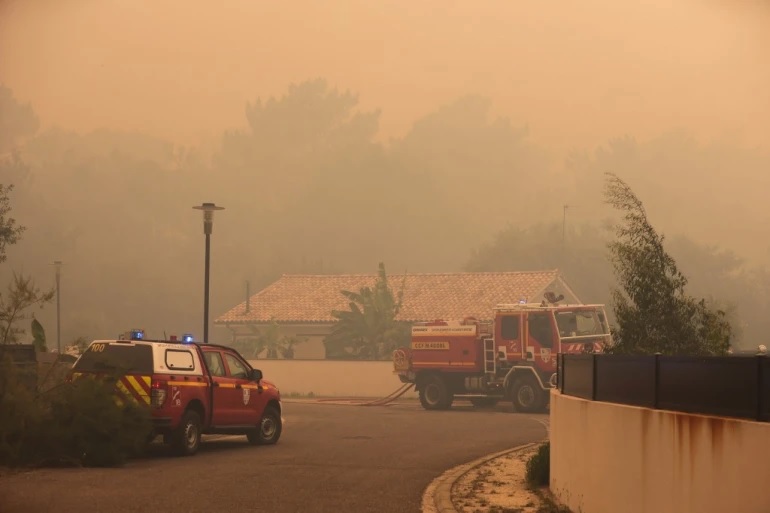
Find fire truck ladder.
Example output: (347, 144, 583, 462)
(483, 337, 496, 374)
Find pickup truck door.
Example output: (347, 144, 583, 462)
(202, 349, 238, 426)
(222, 351, 261, 426)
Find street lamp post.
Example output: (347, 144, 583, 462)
(53, 261, 63, 353)
(192, 203, 224, 344)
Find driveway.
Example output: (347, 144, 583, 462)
(0, 401, 547, 513)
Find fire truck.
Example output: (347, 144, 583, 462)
(392, 295, 612, 412)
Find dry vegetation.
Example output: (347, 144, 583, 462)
(0, 358, 153, 468)
(452, 444, 570, 513)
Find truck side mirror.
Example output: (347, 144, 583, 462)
(250, 369, 263, 382)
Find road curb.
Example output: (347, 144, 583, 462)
(421, 441, 542, 513)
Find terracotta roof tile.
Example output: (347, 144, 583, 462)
(216, 270, 572, 324)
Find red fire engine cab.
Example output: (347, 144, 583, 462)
(392, 296, 612, 412)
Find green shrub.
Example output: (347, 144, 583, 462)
(0, 358, 153, 468)
(526, 441, 550, 487)
(0, 356, 44, 465)
(36, 376, 153, 467)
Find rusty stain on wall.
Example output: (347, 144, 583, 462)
(551, 391, 770, 513)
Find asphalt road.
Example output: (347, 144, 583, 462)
(0, 401, 547, 513)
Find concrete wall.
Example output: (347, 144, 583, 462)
(550, 390, 770, 513)
(246, 359, 414, 398)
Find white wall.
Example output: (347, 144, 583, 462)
(246, 359, 414, 398)
(550, 390, 770, 513)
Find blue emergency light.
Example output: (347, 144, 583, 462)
(130, 329, 145, 340)
(182, 334, 194, 343)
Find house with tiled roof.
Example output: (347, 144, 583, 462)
(214, 269, 582, 359)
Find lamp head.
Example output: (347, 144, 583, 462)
(192, 203, 225, 234)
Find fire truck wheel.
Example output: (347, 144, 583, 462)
(171, 409, 202, 456)
(510, 376, 544, 413)
(470, 397, 500, 408)
(419, 375, 453, 410)
(247, 406, 283, 445)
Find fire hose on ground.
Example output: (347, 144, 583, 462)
(357, 382, 414, 406)
(314, 382, 415, 407)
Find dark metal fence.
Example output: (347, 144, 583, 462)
(557, 353, 770, 422)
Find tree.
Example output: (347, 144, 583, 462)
(463, 217, 768, 348)
(464, 220, 615, 311)
(0, 184, 25, 264)
(211, 78, 395, 286)
(566, 133, 770, 264)
(215, 78, 380, 213)
(242, 78, 379, 153)
(0, 84, 39, 153)
(71, 336, 91, 355)
(392, 94, 551, 243)
(248, 320, 300, 359)
(0, 273, 55, 345)
(603, 172, 731, 356)
(0, 180, 54, 345)
(324, 263, 410, 360)
(14, 126, 208, 342)
(30, 317, 47, 352)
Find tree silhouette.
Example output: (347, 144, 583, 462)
(603, 172, 731, 355)
(324, 263, 410, 360)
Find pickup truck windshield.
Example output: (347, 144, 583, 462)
(74, 343, 153, 374)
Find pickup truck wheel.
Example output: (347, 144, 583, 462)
(171, 410, 202, 456)
(510, 376, 544, 413)
(247, 406, 282, 445)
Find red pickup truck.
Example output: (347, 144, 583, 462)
(69, 337, 282, 456)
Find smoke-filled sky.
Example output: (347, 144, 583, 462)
(1, 0, 769, 347)
(1, 0, 768, 151)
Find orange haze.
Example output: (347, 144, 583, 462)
(1, 0, 768, 150)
